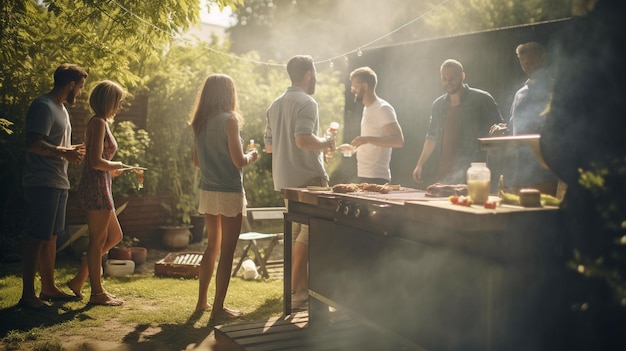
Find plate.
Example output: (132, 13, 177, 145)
(119, 166, 148, 171)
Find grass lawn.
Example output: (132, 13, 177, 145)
(0, 240, 284, 351)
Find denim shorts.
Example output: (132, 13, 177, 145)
(23, 186, 68, 240)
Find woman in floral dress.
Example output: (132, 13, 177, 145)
(67, 80, 127, 306)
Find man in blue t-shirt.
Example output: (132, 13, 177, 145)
(19, 64, 87, 309)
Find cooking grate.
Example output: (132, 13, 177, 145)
(343, 190, 446, 203)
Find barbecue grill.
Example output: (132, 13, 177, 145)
(282, 187, 563, 351)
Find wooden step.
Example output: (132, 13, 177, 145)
(214, 311, 410, 351)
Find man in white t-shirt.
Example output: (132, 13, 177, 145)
(341, 67, 404, 184)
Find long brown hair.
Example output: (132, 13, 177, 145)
(190, 74, 241, 136)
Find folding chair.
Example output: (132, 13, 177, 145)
(231, 208, 285, 279)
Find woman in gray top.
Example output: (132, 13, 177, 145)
(190, 74, 258, 321)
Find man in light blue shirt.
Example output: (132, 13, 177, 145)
(264, 55, 330, 309)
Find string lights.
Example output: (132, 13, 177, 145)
(315, 0, 451, 67)
(109, 0, 452, 68)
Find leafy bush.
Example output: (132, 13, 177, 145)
(111, 121, 151, 196)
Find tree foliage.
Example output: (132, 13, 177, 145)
(1, 0, 200, 110)
(423, 0, 574, 35)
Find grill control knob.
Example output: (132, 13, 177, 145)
(370, 203, 391, 221)
(343, 203, 351, 216)
(354, 205, 361, 218)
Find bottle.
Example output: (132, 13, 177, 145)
(498, 175, 505, 195)
(247, 139, 256, 152)
(137, 173, 144, 190)
(324, 122, 339, 158)
(467, 162, 491, 204)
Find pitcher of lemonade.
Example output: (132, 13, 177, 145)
(467, 162, 490, 204)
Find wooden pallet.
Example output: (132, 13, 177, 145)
(154, 251, 203, 279)
(214, 311, 409, 351)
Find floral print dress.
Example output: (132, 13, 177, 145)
(77, 117, 117, 210)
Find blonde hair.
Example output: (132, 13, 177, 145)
(89, 80, 125, 120)
(190, 74, 241, 136)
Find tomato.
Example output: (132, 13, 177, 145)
(449, 195, 459, 204)
(484, 200, 497, 209)
(458, 196, 472, 206)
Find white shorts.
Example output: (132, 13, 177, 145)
(198, 190, 247, 217)
(292, 222, 309, 245)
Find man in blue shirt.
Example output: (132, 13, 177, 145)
(509, 42, 558, 194)
(264, 55, 330, 310)
(20, 64, 87, 309)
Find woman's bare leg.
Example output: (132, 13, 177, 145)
(196, 213, 221, 312)
(68, 212, 121, 299)
(66, 252, 88, 298)
(87, 210, 123, 305)
(210, 213, 243, 320)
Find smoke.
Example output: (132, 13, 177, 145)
(310, 218, 562, 350)
(231, 0, 424, 64)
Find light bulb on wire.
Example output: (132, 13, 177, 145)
(357, 48, 363, 57)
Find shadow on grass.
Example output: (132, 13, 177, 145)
(0, 302, 91, 338)
(112, 297, 283, 351)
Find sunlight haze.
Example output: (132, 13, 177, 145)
(200, 1, 236, 27)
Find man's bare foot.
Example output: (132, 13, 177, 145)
(39, 285, 82, 301)
(210, 307, 243, 320)
(18, 297, 49, 310)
